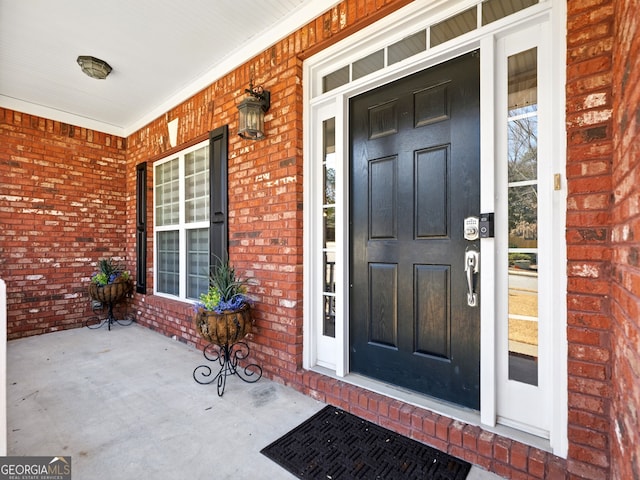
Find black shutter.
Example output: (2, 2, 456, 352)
(135, 162, 147, 294)
(209, 125, 228, 269)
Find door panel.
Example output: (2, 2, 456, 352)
(350, 52, 480, 409)
(415, 264, 450, 358)
(369, 157, 397, 239)
(416, 147, 448, 237)
(369, 263, 398, 347)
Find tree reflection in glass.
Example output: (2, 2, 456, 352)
(507, 48, 539, 385)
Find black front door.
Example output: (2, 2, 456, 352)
(349, 52, 480, 409)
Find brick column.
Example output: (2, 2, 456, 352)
(610, 0, 640, 479)
(565, 1, 615, 478)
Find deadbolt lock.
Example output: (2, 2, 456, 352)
(464, 216, 479, 241)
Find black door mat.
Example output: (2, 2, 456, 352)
(261, 405, 471, 480)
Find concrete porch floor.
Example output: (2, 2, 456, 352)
(7, 324, 503, 479)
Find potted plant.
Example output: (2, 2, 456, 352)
(192, 257, 261, 395)
(88, 258, 133, 304)
(193, 258, 253, 346)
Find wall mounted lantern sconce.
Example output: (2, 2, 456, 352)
(237, 82, 270, 140)
(77, 56, 112, 79)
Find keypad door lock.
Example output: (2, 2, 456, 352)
(464, 216, 479, 241)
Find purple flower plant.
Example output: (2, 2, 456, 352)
(214, 295, 248, 313)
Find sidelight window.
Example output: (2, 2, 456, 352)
(323, 118, 337, 338)
(506, 48, 539, 385)
(495, 22, 561, 441)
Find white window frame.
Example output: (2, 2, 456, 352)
(303, 0, 567, 457)
(153, 139, 210, 303)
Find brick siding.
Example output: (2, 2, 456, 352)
(565, 0, 617, 478)
(610, 0, 640, 479)
(0, 110, 127, 338)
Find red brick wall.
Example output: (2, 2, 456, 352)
(565, 1, 615, 478)
(610, 0, 640, 478)
(0, 109, 128, 338)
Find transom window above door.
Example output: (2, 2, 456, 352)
(317, 0, 539, 97)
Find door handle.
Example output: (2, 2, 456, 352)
(465, 249, 479, 307)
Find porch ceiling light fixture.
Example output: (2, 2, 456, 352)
(237, 82, 270, 140)
(77, 55, 112, 80)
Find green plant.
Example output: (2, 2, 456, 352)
(199, 287, 221, 311)
(196, 257, 249, 313)
(91, 258, 130, 286)
(92, 272, 109, 286)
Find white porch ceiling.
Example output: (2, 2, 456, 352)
(0, 0, 339, 136)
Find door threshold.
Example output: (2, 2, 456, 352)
(309, 366, 552, 453)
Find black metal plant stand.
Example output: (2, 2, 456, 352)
(87, 299, 135, 331)
(193, 341, 262, 396)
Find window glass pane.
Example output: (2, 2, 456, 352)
(508, 115, 537, 182)
(187, 228, 209, 300)
(353, 50, 384, 80)
(323, 65, 349, 93)
(324, 251, 336, 337)
(508, 48, 537, 113)
(322, 118, 336, 338)
(507, 48, 538, 386)
(388, 30, 426, 65)
(482, 0, 538, 25)
(507, 253, 538, 384)
(323, 118, 335, 205)
(323, 294, 336, 337)
(430, 7, 477, 47)
(157, 231, 179, 295)
(509, 185, 538, 247)
(324, 207, 335, 245)
(155, 159, 179, 226)
(185, 146, 210, 223)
